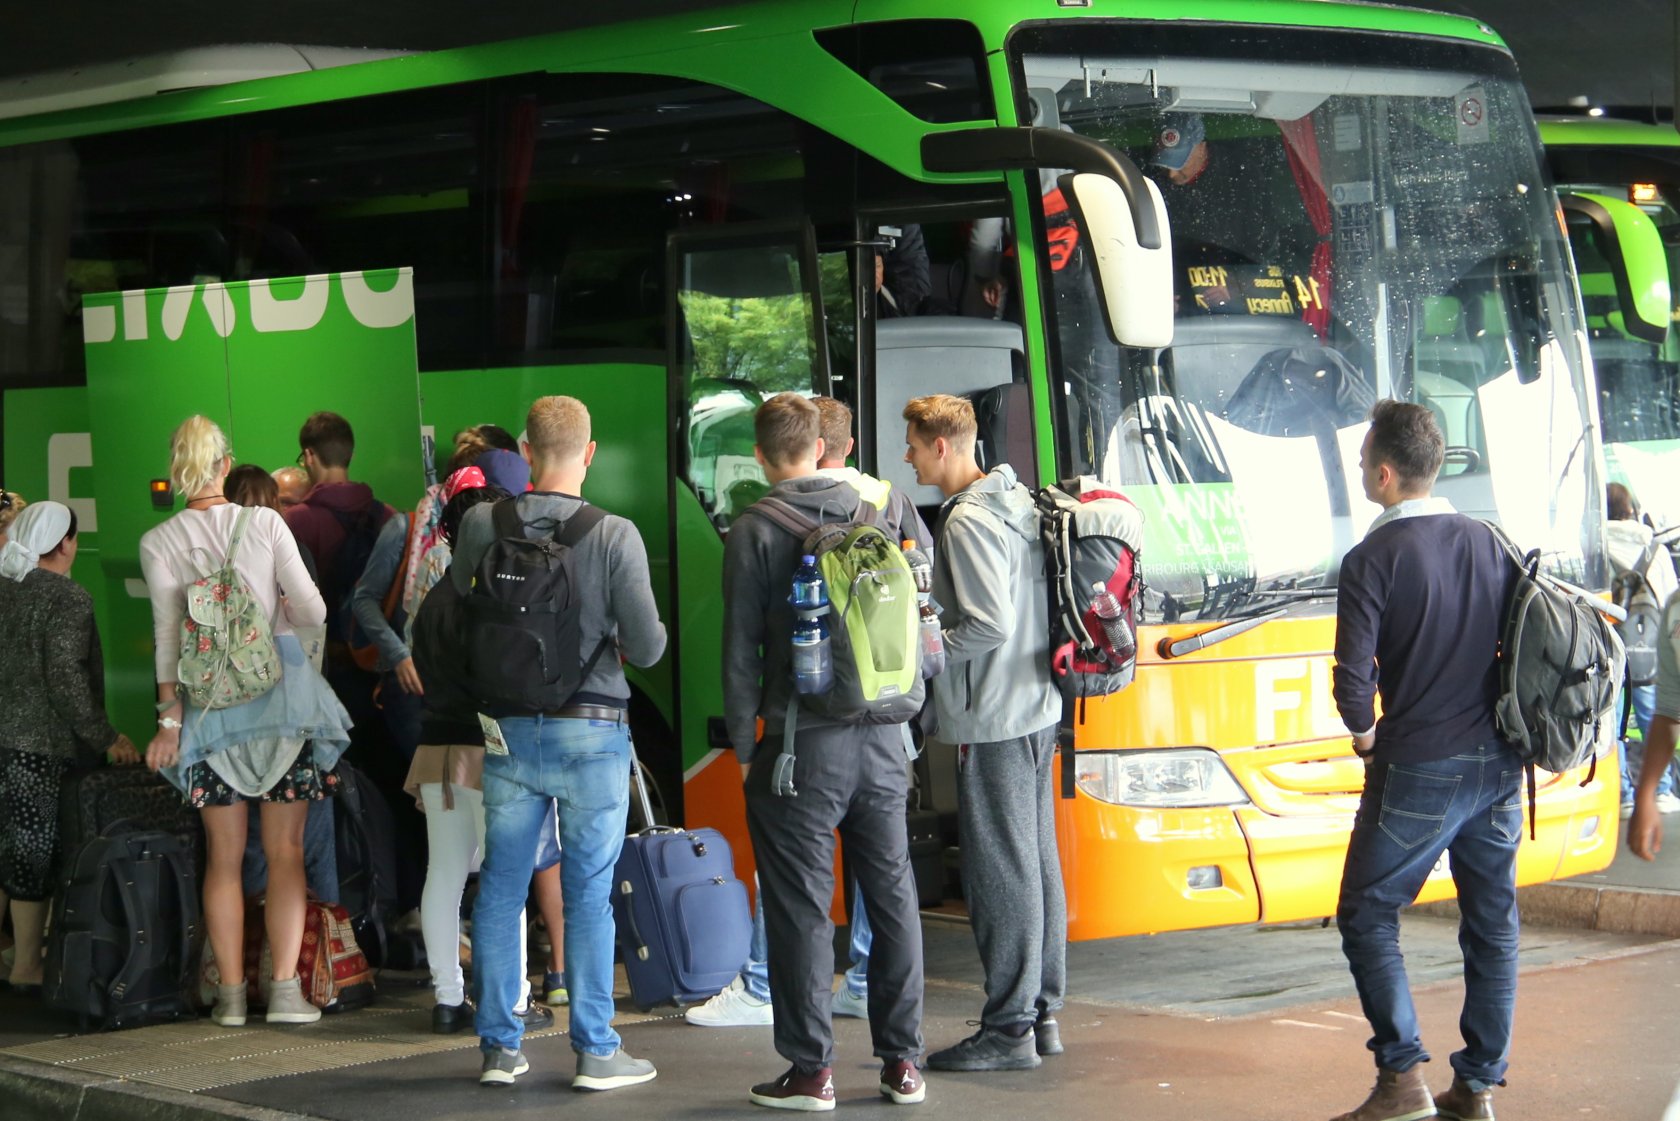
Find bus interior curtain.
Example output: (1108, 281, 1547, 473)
(1278, 116, 1333, 340)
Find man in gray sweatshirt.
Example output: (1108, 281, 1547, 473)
(723, 393, 926, 1111)
(905, 394, 1065, 1073)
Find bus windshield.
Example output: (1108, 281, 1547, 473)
(1015, 24, 1605, 622)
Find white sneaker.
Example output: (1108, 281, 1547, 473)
(831, 987, 867, 1019)
(685, 976, 773, 1027)
(1656, 793, 1680, 815)
(1621, 801, 1636, 821)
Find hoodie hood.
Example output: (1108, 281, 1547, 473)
(945, 464, 1037, 542)
(303, 480, 379, 513)
(764, 474, 872, 526)
(815, 466, 894, 513)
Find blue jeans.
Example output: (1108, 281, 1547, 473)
(744, 880, 871, 1002)
(242, 796, 339, 903)
(1337, 738, 1521, 1090)
(1618, 684, 1678, 801)
(475, 715, 630, 1056)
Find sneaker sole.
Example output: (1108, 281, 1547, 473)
(685, 1012, 775, 1028)
(213, 1014, 247, 1027)
(1377, 1110, 1435, 1121)
(265, 1011, 322, 1025)
(1035, 1039, 1064, 1056)
(879, 1081, 927, 1104)
(926, 1053, 1041, 1072)
(573, 1069, 658, 1092)
(748, 1090, 836, 1111)
(479, 1059, 530, 1086)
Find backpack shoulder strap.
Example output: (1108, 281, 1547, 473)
(556, 503, 608, 548)
(490, 497, 525, 542)
(744, 496, 820, 540)
(381, 513, 417, 619)
(224, 507, 256, 569)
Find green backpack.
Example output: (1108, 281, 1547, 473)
(178, 507, 284, 710)
(750, 497, 924, 726)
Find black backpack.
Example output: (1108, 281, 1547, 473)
(461, 498, 610, 714)
(332, 761, 401, 968)
(44, 823, 200, 1031)
(325, 504, 388, 642)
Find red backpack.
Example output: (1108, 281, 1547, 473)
(1035, 478, 1145, 716)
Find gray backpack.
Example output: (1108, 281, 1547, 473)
(1486, 522, 1623, 834)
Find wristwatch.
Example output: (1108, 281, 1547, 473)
(157, 716, 183, 731)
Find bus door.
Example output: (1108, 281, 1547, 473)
(80, 268, 425, 734)
(668, 223, 830, 878)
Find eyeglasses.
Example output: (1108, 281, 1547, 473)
(295, 449, 307, 467)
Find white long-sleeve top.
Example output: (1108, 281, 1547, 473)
(139, 504, 325, 684)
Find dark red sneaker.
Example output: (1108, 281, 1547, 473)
(879, 1058, 926, 1104)
(749, 1066, 836, 1112)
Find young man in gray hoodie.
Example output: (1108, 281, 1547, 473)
(904, 394, 1065, 1073)
(723, 392, 926, 1111)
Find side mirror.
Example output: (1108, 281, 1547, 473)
(921, 126, 1176, 347)
(1560, 192, 1671, 344)
(1059, 171, 1174, 349)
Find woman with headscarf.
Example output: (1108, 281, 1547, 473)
(0, 501, 137, 994)
(140, 416, 352, 1027)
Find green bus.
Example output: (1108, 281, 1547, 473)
(1542, 116, 1680, 532)
(0, 1, 1616, 940)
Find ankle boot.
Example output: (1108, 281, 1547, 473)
(265, 976, 322, 1024)
(211, 982, 247, 1027)
(1435, 1078, 1494, 1121)
(1329, 1065, 1437, 1121)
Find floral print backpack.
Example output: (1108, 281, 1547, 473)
(178, 507, 282, 709)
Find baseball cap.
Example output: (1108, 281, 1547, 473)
(1151, 113, 1206, 172)
(476, 448, 532, 494)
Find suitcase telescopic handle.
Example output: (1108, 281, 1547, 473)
(628, 741, 678, 834)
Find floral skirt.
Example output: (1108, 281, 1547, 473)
(184, 742, 340, 809)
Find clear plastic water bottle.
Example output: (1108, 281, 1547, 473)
(902, 539, 933, 596)
(792, 555, 827, 612)
(791, 614, 833, 694)
(1089, 580, 1136, 664)
(903, 539, 945, 678)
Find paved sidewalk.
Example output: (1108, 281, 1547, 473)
(4, 912, 1676, 1121)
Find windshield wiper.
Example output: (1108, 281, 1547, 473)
(1157, 586, 1337, 660)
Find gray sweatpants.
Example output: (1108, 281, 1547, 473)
(746, 721, 925, 1072)
(957, 723, 1066, 1029)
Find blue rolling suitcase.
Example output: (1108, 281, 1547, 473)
(613, 750, 752, 1010)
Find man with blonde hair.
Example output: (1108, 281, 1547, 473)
(723, 392, 927, 1110)
(449, 395, 667, 1092)
(905, 393, 1065, 1073)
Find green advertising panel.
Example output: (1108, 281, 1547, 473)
(78, 268, 423, 736)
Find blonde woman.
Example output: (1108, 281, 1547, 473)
(140, 416, 352, 1027)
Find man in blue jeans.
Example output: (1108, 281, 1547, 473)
(450, 395, 667, 1090)
(1331, 400, 1520, 1121)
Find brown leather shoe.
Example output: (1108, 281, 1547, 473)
(750, 1066, 836, 1112)
(1329, 1066, 1437, 1121)
(1435, 1078, 1494, 1120)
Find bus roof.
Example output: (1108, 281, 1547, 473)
(1539, 115, 1680, 149)
(0, 0, 1507, 149)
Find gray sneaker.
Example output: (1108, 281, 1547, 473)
(480, 1048, 529, 1086)
(573, 1048, 658, 1092)
(927, 1025, 1042, 1072)
(1034, 1016, 1063, 1056)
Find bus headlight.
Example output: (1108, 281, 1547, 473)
(1074, 749, 1250, 808)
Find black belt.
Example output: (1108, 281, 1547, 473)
(545, 705, 626, 722)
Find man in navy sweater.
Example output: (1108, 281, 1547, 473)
(1329, 400, 1518, 1121)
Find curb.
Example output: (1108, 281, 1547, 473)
(1, 1054, 308, 1121)
(1415, 882, 1680, 938)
